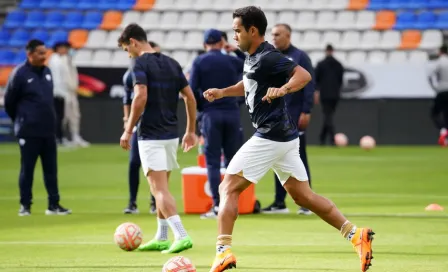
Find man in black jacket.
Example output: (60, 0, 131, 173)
(315, 44, 344, 145)
(4, 39, 71, 216)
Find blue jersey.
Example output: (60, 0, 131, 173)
(243, 42, 298, 142)
(132, 52, 188, 140)
(122, 68, 133, 105)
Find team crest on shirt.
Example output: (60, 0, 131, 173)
(46, 74, 52, 81)
(286, 56, 293, 61)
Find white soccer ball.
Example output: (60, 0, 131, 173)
(162, 256, 196, 272)
(114, 222, 143, 251)
(334, 133, 348, 146)
(360, 135, 376, 150)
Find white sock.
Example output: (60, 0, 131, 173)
(167, 215, 188, 240)
(154, 218, 169, 241)
(216, 245, 231, 254)
(347, 226, 357, 241)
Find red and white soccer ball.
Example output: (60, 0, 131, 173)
(334, 133, 348, 146)
(114, 222, 143, 251)
(162, 256, 196, 272)
(360, 135, 376, 150)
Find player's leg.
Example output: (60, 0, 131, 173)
(261, 174, 289, 214)
(18, 138, 40, 216)
(438, 92, 448, 146)
(297, 132, 313, 215)
(70, 94, 89, 147)
(319, 99, 330, 145)
(124, 131, 140, 214)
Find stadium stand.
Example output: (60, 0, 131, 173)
(0, 0, 447, 86)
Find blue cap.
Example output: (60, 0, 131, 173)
(204, 29, 222, 45)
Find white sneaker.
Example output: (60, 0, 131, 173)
(73, 136, 90, 148)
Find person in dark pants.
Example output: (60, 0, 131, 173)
(315, 44, 344, 146)
(4, 39, 71, 216)
(262, 24, 315, 215)
(189, 29, 244, 219)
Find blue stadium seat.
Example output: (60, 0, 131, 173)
(81, 11, 103, 30)
(44, 11, 65, 29)
(98, 0, 119, 10)
(367, 0, 389, 10)
(117, 0, 136, 10)
(59, 0, 79, 9)
(47, 30, 69, 47)
(3, 10, 27, 29)
(20, 0, 41, 9)
(30, 30, 50, 42)
(0, 29, 11, 46)
(406, 0, 429, 9)
(435, 12, 448, 29)
(0, 50, 15, 66)
(13, 51, 27, 65)
(24, 11, 46, 29)
(39, 0, 59, 9)
(62, 12, 84, 29)
(414, 11, 436, 30)
(9, 29, 30, 47)
(394, 12, 416, 30)
(78, 0, 97, 10)
(387, 0, 406, 10)
(428, 0, 448, 9)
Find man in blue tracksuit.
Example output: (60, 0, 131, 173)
(4, 39, 71, 216)
(189, 29, 244, 219)
(262, 24, 315, 215)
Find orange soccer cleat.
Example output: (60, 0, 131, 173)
(351, 228, 375, 272)
(209, 249, 237, 272)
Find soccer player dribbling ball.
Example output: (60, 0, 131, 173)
(203, 6, 375, 272)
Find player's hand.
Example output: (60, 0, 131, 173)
(262, 87, 288, 103)
(182, 132, 198, 152)
(120, 130, 132, 151)
(203, 88, 223, 102)
(314, 91, 320, 105)
(298, 113, 311, 130)
(224, 43, 238, 53)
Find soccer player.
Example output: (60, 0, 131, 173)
(262, 23, 315, 215)
(122, 41, 160, 215)
(203, 7, 374, 272)
(118, 24, 197, 254)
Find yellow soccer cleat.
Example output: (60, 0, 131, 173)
(351, 228, 375, 272)
(209, 249, 237, 272)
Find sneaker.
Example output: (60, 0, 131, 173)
(209, 248, 237, 272)
(200, 206, 218, 219)
(149, 202, 156, 214)
(138, 239, 171, 251)
(124, 203, 139, 214)
(45, 204, 72, 215)
(438, 129, 448, 147)
(18, 205, 31, 216)
(261, 202, 290, 214)
(297, 207, 313, 215)
(351, 228, 375, 272)
(161, 236, 193, 254)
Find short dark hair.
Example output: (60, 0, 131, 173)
(233, 6, 268, 36)
(148, 41, 159, 48)
(274, 23, 292, 33)
(118, 23, 147, 47)
(326, 44, 334, 52)
(26, 39, 45, 52)
(221, 31, 228, 42)
(52, 41, 71, 51)
(440, 44, 447, 54)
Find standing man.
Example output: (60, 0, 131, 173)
(428, 44, 448, 146)
(203, 7, 374, 272)
(315, 44, 344, 146)
(262, 23, 315, 215)
(4, 39, 71, 216)
(189, 29, 244, 219)
(122, 41, 160, 214)
(118, 24, 197, 254)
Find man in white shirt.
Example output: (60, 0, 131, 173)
(49, 42, 89, 147)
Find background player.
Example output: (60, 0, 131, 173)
(118, 24, 197, 254)
(203, 7, 374, 272)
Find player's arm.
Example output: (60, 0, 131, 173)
(180, 85, 197, 134)
(282, 64, 312, 94)
(124, 61, 147, 134)
(4, 68, 21, 121)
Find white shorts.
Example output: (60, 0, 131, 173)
(226, 136, 308, 185)
(138, 138, 179, 176)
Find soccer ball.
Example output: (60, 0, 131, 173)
(360, 135, 376, 150)
(334, 133, 348, 146)
(162, 256, 196, 272)
(114, 222, 142, 251)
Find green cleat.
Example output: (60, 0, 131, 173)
(138, 239, 171, 251)
(161, 236, 193, 254)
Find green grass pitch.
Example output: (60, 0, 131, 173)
(0, 144, 447, 271)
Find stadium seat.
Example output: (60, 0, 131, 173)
(100, 11, 123, 30)
(355, 11, 375, 29)
(39, 0, 59, 9)
(266, 0, 291, 11)
(73, 49, 93, 66)
(368, 51, 387, 63)
(97, 0, 119, 10)
(193, 0, 213, 11)
(111, 50, 131, 67)
(408, 50, 428, 62)
(399, 30, 421, 49)
(309, 51, 324, 66)
(105, 30, 121, 49)
(278, 11, 296, 27)
(289, 0, 310, 11)
(339, 31, 361, 50)
(4, 10, 27, 29)
(394, 12, 416, 30)
(379, 30, 401, 50)
(69, 30, 89, 49)
(152, 0, 175, 11)
(213, 0, 235, 11)
(117, 0, 137, 11)
(199, 12, 220, 31)
(120, 11, 142, 29)
(147, 31, 165, 46)
(133, 0, 156, 11)
(44, 11, 65, 29)
(0, 66, 14, 86)
(30, 29, 50, 42)
(414, 11, 436, 30)
(24, 11, 46, 29)
(333, 51, 347, 63)
(291, 31, 301, 46)
(328, 0, 350, 11)
(140, 11, 160, 30)
(13, 51, 27, 65)
(164, 31, 185, 50)
(0, 29, 11, 46)
(78, 0, 97, 10)
(92, 50, 113, 66)
(295, 12, 316, 31)
(388, 51, 408, 63)
(81, 12, 104, 30)
(160, 12, 180, 30)
(231, 0, 252, 10)
(374, 11, 396, 30)
(321, 31, 341, 48)
(368, 0, 389, 10)
(0, 50, 15, 66)
(387, 0, 407, 9)
(179, 11, 199, 31)
(59, 0, 79, 9)
(62, 12, 84, 30)
(264, 11, 277, 26)
(9, 29, 30, 47)
(405, 0, 429, 9)
(175, 0, 198, 11)
(360, 31, 381, 50)
(335, 11, 356, 30)
(316, 11, 336, 30)
(434, 12, 448, 29)
(47, 30, 69, 48)
(85, 30, 108, 49)
(347, 0, 369, 10)
(419, 30, 443, 50)
(184, 31, 203, 50)
(428, 0, 448, 9)
(171, 51, 190, 67)
(20, 0, 41, 9)
(300, 31, 321, 51)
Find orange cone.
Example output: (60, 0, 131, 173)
(425, 204, 444, 211)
